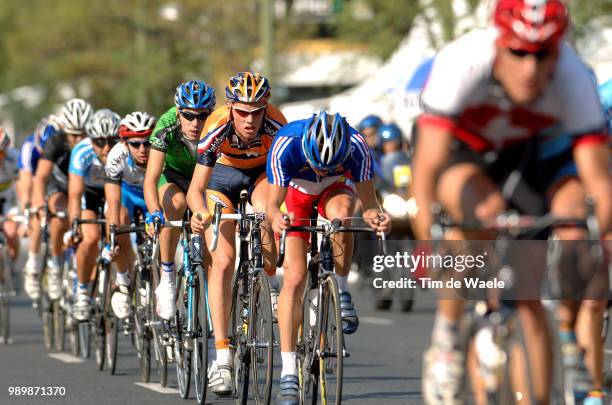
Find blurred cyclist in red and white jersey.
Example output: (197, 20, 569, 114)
(412, 1, 611, 404)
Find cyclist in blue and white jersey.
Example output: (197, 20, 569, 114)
(64, 109, 120, 321)
(19, 115, 61, 300)
(265, 111, 390, 405)
(104, 111, 156, 319)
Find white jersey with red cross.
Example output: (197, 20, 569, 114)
(419, 28, 607, 152)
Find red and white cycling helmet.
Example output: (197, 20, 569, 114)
(494, 0, 569, 52)
(119, 111, 156, 139)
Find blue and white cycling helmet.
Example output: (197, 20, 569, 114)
(86, 109, 121, 139)
(174, 80, 216, 110)
(357, 115, 383, 131)
(302, 111, 351, 171)
(379, 123, 403, 145)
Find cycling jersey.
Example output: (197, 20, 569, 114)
(419, 28, 607, 152)
(69, 138, 106, 190)
(42, 132, 71, 189)
(0, 148, 19, 214)
(598, 78, 612, 134)
(266, 118, 373, 195)
(197, 104, 287, 169)
(105, 142, 147, 217)
(18, 134, 41, 173)
(150, 106, 197, 179)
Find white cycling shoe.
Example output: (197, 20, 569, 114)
(24, 260, 41, 300)
(208, 360, 233, 396)
(73, 293, 91, 322)
(47, 266, 62, 301)
(155, 277, 175, 320)
(111, 285, 131, 320)
(422, 344, 465, 405)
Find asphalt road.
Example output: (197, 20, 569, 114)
(1, 250, 611, 405)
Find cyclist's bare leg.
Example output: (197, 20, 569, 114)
(3, 220, 19, 262)
(28, 215, 42, 255)
(278, 236, 308, 352)
(76, 209, 100, 285)
(48, 192, 68, 259)
(250, 179, 278, 275)
(113, 206, 134, 279)
(158, 183, 185, 262)
(550, 177, 605, 389)
(204, 191, 235, 357)
(323, 188, 356, 277)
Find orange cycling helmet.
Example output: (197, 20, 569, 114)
(494, 0, 568, 52)
(225, 72, 271, 103)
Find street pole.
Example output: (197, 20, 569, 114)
(135, 0, 147, 110)
(261, 0, 274, 100)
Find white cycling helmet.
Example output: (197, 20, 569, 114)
(86, 109, 121, 139)
(60, 98, 93, 134)
(119, 111, 156, 138)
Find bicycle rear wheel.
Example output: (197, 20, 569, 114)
(250, 272, 273, 405)
(94, 264, 109, 370)
(318, 275, 343, 405)
(193, 267, 209, 405)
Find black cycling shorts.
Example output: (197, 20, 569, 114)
(207, 163, 266, 206)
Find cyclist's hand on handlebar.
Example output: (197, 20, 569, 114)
(63, 230, 81, 247)
(363, 210, 391, 234)
(191, 211, 213, 236)
(272, 212, 293, 235)
(145, 209, 165, 236)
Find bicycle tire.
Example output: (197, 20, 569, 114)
(42, 296, 54, 350)
(318, 274, 343, 405)
(193, 266, 209, 405)
(230, 269, 249, 405)
(299, 288, 318, 405)
(176, 273, 191, 398)
(94, 264, 108, 370)
(106, 313, 118, 375)
(78, 321, 91, 359)
(0, 285, 9, 344)
(68, 316, 80, 356)
(53, 300, 65, 352)
(134, 266, 151, 382)
(250, 271, 274, 405)
(150, 241, 168, 387)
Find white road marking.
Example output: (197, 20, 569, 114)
(134, 382, 180, 394)
(360, 316, 394, 326)
(48, 353, 84, 363)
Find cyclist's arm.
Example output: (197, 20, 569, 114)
(186, 163, 213, 214)
(17, 170, 33, 212)
(573, 142, 612, 236)
(410, 123, 452, 240)
(67, 173, 85, 221)
(104, 182, 121, 240)
(32, 158, 52, 209)
(355, 179, 382, 212)
(265, 184, 288, 226)
(143, 148, 165, 214)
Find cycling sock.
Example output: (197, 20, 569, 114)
(280, 351, 297, 377)
(78, 283, 88, 296)
(27, 251, 40, 264)
(432, 313, 460, 350)
(336, 274, 349, 293)
(559, 329, 577, 344)
(116, 271, 129, 287)
(215, 339, 230, 366)
(52, 256, 63, 271)
(160, 262, 174, 282)
(558, 321, 574, 333)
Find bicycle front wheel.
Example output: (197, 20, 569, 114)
(0, 284, 9, 344)
(250, 272, 273, 405)
(230, 269, 249, 405)
(175, 272, 191, 398)
(317, 275, 344, 405)
(134, 266, 151, 382)
(193, 267, 210, 405)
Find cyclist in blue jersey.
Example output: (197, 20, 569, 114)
(64, 109, 120, 321)
(104, 111, 156, 319)
(19, 115, 61, 300)
(266, 111, 390, 405)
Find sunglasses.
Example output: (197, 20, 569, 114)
(127, 140, 151, 149)
(179, 110, 209, 122)
(92, 138, 119, 148)
(67, 132, 86, 138)
(232, 105, 266, 118)
(508, 48, 554, 60)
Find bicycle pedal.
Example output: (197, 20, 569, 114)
(343, 348, 350, 358)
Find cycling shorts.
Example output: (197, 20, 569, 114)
(206, 164, 266, 211)
(159, 168, 191, 194)
(283, 181, 355, 242)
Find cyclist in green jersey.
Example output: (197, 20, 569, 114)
(144, 80, 216, 320)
